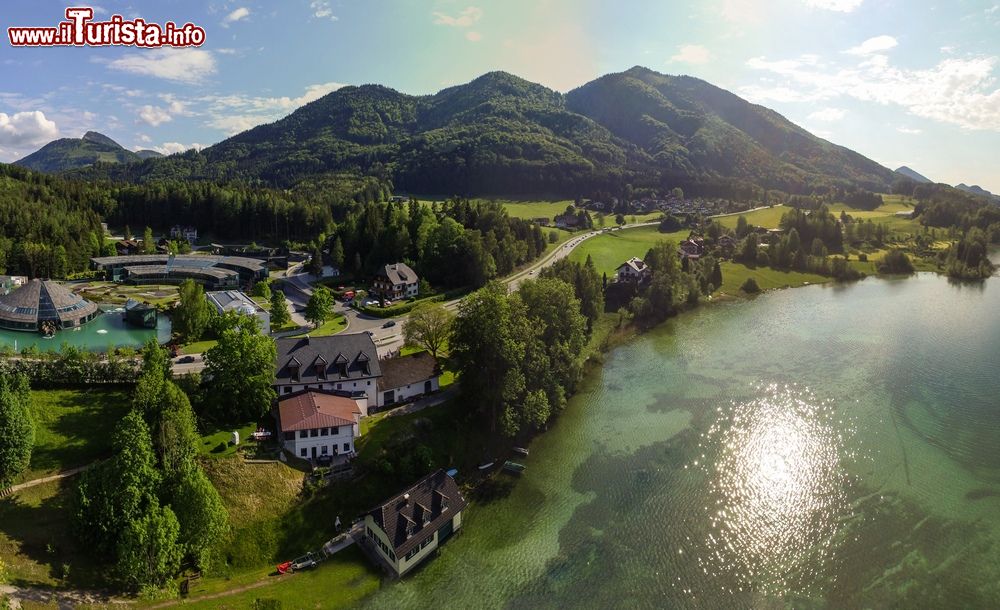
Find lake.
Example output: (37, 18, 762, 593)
(364, 272, 1000, 608)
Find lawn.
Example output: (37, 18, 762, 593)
(569, 226, 689, 275)
(198, 422, 259, 458)
(716, 205, 790, 230)
(498, 199, 576, 220)
(24, 388, 130, 482)
(180, 339, 218, 355)
(177, 547, 380, 609)
(73, 281, 179, 308)
(288, 312, 348, 336)
(0, 479, 103, 589)
(717, 262, 829, 295)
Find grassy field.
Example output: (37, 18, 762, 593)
(0, 479, 102, 589)
(24, 388, 130, 482)
(177, 547, 380, 609)
(568, 226, 688, 275)
(198, 422, 259, 459)
(717, 262, 829, 295)
(716, 205, 790, 230)
(180, 339, 218, 355)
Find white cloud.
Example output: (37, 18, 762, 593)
(138, 133, 152, 143)
(940, 45, 955, 54)
(222, 7, 250, 27)
(203, 81, 347, 135)
(138, 105, 172, 126)
(106, 49, 217, 84)
(743, 52, 1000, 131)
(719, 0, 763, 24)
(433, 7, 483, 27)
(465, 31, 482, 42)
(844, 35, 899, 55)
(310, 1, 338, 21)
(896, 126, 922, 134)
(150, 142, 204, 155)
(808, 107, 846, 121)
(0, 110, 58, 147)
(804, 0, 864, 11)
(845, 35, 898, 56)
(670, 44, 712, 65)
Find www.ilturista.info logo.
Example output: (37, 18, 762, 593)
(8, 7, 205, 47)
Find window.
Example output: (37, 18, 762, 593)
(315, 364, 326, 380)
(300, 448, 307, 457)
(331, 426, 339, 435)
(310, 429, 318, 437)
(421, 536, 433, 549)
(321, 446, 328, 455)
(405, 547, 420, 561)
(338, 364, 348, 377)
(336, 384, 342, 390)
(343, 442, 350, 452)
(299, 430, 308, 439)
(283, 386, 291, 394)
(289, 364, 300, 382)
(320, 428, 328, 436)
(283, 432, 294, 441)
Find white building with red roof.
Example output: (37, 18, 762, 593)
(276, 389, 366, 463)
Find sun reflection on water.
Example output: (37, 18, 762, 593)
(691, 383, 851, 597)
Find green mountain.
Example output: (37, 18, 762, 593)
(15, 131, 161, 173)
(76, 68, 895, 197)
(955, 183, 1000, 204)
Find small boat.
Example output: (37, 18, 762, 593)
(477, 461, 495, 471)
(502, 461, 526, 475)
(512, 447, 529, 457)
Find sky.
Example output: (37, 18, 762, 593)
(1, 0, 998, 192)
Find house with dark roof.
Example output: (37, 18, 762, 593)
(678, 238, 705, 260)
(554, 212, 583, 229)
(376, 352, 440, 409)
(274, 333, 382, 409)
(373, 263, 419, 301)
(615, 257, 651, 283)
(275, 389, 365, 462)
(362, 470, 467, 576)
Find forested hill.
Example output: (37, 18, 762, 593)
(73, 67, 894, 197)
(15, 131, 161, 173)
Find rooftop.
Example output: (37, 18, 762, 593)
(367, 470, 467, 556)
(275, 333, 382, 384)
(277, 389, 362, 432)
(0, 279, 99, 324)
(378, 262, 418, 285)
(378, 352, 439, 392)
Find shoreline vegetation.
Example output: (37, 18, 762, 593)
(1, 194, 997, 608)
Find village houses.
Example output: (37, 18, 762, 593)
(373, 262, 419, 301)
(615, 257, 651, 283)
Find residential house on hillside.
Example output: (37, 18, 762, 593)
(115, 239, 141, 256)
(377, 352, 440, 410)
(678, 238, 705, 260)
(170, 225, 198, 244)
(362, 470, 467, 576)
(275, 389, 364, 462)
(274, 333, 382, 408)
(206, 289, 270, 334)
(0, 275, 27, 296)
(615, 257, 651, 283)
(373, 263, 419, 301)
(718, 235, 738, 253)
(554, 212, 584, 230)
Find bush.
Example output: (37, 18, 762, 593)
(858, 253, 868, 262)
(876, 250, 914, 274)
(740, 278, 761, 294)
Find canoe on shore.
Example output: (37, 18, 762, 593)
(477, 461, 495, 471)
(512, 447, 529, 457)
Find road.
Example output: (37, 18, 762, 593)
(169, 221, 659, 374)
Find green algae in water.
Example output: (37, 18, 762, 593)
(364, 274, 1000, 609)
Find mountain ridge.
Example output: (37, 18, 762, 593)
(60, 67, 895, 197)
(15, 131, 161, 173)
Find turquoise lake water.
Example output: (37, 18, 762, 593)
(0, 306, 171, 352)
(363, 272, 1000, 608)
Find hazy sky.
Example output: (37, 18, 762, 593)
(2, 0, 998, 192)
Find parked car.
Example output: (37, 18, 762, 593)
(382, 320, 396, 328)
(290, 552, 318, 571)
(177, 355, 195, 363)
